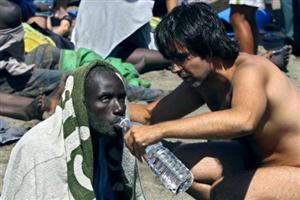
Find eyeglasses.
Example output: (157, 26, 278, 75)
(171, 52, 196, 66)
(171, 53, 189, 63)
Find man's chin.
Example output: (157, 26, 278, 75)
(90, 122, 119, 137)
(92, 128, 119, 138)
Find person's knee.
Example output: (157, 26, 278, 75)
(191, 157, 223, 184)
(174, 145, 223, 184)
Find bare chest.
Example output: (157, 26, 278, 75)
(195, 79, 232, 111)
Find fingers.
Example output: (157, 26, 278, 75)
(124, 128, 145, 162)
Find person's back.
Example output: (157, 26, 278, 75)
(234, 53, 300, 167)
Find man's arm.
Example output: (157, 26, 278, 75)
(128, 101, 158, 125)
(160, 65, 267, 139)
(151, 82, 205, 123)
(128, 82, 205, 124)
(125, 65, 268, 157)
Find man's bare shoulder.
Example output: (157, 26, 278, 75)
(234, 53, 270, 72)
(232, 53, 269, 83)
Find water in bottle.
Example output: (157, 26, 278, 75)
(116, 117, 194, 194)
(145, 142, 193, 194)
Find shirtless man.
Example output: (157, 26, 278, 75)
(125, 3, 300, 199)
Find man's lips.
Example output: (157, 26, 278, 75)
(113, 116, 128, 132)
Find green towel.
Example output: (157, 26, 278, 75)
(61, 61, 133, 199)
(60, 48, 150, 88)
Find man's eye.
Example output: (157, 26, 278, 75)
(173, 53, 189, 62)
(99, 96, 110, 103)
(173, 58, 185, 63)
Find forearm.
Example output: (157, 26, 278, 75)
(157, 109, 254, 140)
(128, 104, 150, 124)
(128, 101, 158, 124)
(150, 83, 204, 124)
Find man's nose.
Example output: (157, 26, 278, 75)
(171, 63, 183, 73)
(113, 99, 125, 115)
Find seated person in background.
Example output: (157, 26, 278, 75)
(1, 61, 145, 200)
(0, 1, 162, 121)
(73, 0, 171, 74)
(11, 0, 74, 49)
(125, 3, 300, 199)
(27, 0, 72, 37)
(0, 46, 164, 122)
(0, 0, 65, 98)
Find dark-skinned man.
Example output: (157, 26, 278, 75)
(2, 61, 145, 200)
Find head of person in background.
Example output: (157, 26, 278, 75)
(0, 0, 25, 60)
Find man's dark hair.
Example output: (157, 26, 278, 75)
(155, 2, 239, 62)
(0, 1, 22, 29)
(84, 64, 124, 98)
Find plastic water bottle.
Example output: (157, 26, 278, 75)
(116, 117, 194, 194)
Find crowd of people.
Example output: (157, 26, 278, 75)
(1, 0, 300, 199)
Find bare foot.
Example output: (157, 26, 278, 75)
(262, 45, 292, 72)
(24, 88, 45, 120)
(25, 76, 67, 120)
(43, 75, 67, 117)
